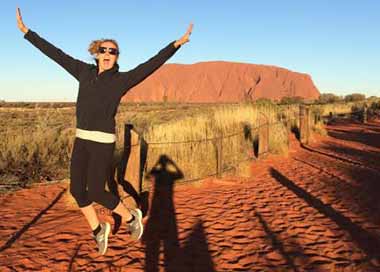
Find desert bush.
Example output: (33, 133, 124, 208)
(370, 101, 380, 110)
(344, 93, 366, 102)
(317, 93, 342, 104)
(368, 101, 380, 117)
(279, 96, 304, 105)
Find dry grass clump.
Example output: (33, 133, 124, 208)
(268, 122, 289, 156)
(140, 102, 290, 183)
(311, 121, 327, 136)
(0, 108, 75, 187)
(311, 101, 366, 117)
(143, 112, 217, 182)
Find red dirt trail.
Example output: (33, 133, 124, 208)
(1, 119, 380, 271)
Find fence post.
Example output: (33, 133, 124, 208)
(216, 133, 223, 178)
(258, 113, 269, 158)
(286, 117, 291, 133)
(286, 107, 292, 152)
(299, 105, 310, 144)
(363, 104, 368, 123)
(122, 124, 141, 208)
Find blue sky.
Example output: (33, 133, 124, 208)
(1, 0, 379, 101)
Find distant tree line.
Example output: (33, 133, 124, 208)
(273, 92, 378, 105)
(315, 93, 369, 104)
(0, 101, 76, 108)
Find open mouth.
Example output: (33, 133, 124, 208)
(103, 58, 111, 66)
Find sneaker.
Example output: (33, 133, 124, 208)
(92, 222, 111, 255)
(128, 208, 143, 241)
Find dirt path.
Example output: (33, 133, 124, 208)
(1, 119, 380, 271)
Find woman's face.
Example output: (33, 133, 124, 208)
(96, 41, 119, 71)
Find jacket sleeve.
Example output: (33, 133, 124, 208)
(24, 29, 89, 80)
(119, 41, 180, 95)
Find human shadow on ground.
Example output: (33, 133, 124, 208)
(142, 154, 215, 272)
(178, 219, 215, 272)
(270, 167, 380, 259)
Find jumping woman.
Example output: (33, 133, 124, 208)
(16, 7, 193, 255)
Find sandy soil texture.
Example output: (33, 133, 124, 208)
(1, 119, 380, 271)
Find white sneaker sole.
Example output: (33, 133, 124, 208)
(100, 222, 111, 255)
(134, 208, 144, 240)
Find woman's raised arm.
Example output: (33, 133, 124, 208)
(17, 7, 89, 81)
(119, 23, 193, 95)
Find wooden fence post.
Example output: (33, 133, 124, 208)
(216, 133, 223, 178)
(122, 124, 141, 209)
(286, 107, 292, 150)
(286, 118, 291, 133)
(363, 105, 368, 123)
(258, 113, 269, 158)
(299, 105, 310, 144)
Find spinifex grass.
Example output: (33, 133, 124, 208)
(139, 102, 291, 185)
(1, 101, 297, 191)
(0, 107, 75, 188)
(310, 101, 366, 117)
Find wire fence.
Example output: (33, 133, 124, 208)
(133, 118, 299, 185)
(0, 105, 369, 191)
(129, 105, 370, 185)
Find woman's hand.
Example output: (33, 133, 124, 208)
(174, 23, 193, 48)
(16, 7, 29, 34)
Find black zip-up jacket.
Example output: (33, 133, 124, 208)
(24, 30, 180, 134)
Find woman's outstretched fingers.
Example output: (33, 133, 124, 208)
(16, 7, 28, 34)
(186, 23, 193, 36)
(183, 23, 193, 43)
(174, 22, 194, 48)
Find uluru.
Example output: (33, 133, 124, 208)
(122, 61, 320, 103)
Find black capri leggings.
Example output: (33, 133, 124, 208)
(69, 137, 120, 210)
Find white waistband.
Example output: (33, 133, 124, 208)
(75, 128, 116, 143)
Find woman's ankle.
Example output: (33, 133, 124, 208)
(126, 214, 135, 224)
(113, 201, 133, 222)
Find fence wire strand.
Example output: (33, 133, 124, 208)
(139, 108, 367, 183)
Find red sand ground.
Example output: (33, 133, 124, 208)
(1, 119, 380, 271)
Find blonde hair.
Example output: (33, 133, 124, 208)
(88, 39, 120, 59)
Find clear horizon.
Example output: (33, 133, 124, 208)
(2, 0, 379, 101)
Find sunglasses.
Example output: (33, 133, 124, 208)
(98, 47, 119, 55)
